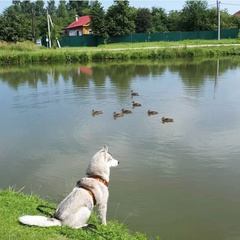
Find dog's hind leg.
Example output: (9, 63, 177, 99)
(71, 207, 92, 229)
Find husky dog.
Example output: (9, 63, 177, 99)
(19, 145, 119, 228)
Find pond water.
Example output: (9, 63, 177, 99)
(1, 58, 240, 240)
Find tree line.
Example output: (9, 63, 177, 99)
(0, 0, 239, 43)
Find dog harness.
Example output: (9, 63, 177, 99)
(77, 175, 109, 206)
(80, 186, 97, 206)
(87, 175, 109, 188)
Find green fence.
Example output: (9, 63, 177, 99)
(43, 29, 239, 47)
(103, 29, 238, 44)
(60, 35, 98, 47)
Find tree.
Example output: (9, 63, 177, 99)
(56, 1, 68, 19)
(12, 0, 21, 11)
(89, 1, 107, 38)
(135, 8, 152, 33)
(67, 0, 89, 16)
(0, 5, 32, 42)
(220, 9, 240, 29)
(167, 10, 181, 31)
(204, 8, 217, 30)
(34, 0, 45, 17)
(55, 1, 74, 30)
(105, 0, 135, 37)
(50, 24, 62, 48)
(180, 0, 209, 31)
(46, 0, 56, 16)
(1, 0, 239, 43)
(19, 0, 33, 13)
(151, 7, 168, 33)
(0, 6, 32, 42)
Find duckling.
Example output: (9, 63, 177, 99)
(113, 112, 124, 118)
(132, 101, 142, 107)
(162, 117, 174, 123)
(92, 110, 103, 116)
(122, 108, 132, 114)
(131, 90, 139, 96)
(148, 110, 158, 115)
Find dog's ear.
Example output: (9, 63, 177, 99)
(99, 145, 108, 159)
(103, 145, 108, 152)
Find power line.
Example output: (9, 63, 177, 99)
(221, 2, 240, 6)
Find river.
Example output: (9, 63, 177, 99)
(1, 58, 240, 240)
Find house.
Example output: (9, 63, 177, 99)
(234, 10, 240, 17)
(63, 15, 92, 36)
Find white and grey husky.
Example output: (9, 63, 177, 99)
(19, 145, 119, 228)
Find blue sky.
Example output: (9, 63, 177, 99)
(0, 0, 239, 14)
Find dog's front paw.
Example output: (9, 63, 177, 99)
(102, 220, 107, 226)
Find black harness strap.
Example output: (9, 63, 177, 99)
(36, 204, 56, 218)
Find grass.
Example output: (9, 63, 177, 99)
(0, 187, 154, 240)
(97, 39, 240, 49)
(0, 41, 41, 51)
(0, 39, 240, 64)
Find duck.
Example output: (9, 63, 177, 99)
(122, 108, 132, 114)
(131, 90, 139, 96)
(113, 112, 124, 118)
(92, 110, 103, 115)
(148, 110, 158, 115)
(162, 117, 174, 123)
(132, 101, 142, 107)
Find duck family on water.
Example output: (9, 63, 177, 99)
(92, 90, 174, 123)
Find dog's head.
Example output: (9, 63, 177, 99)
(86, 145, 119, 180)
(101, 145, 119, 168)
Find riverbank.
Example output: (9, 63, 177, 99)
(0, 188, 152, 240)
(0, 39, 240, 64)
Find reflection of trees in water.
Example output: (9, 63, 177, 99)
(105, 64, 135, 88)
(92, 61, 167, 89)
(71, 71, 90, 88)
(169, 58, 240, 89)
(0, 68, 48, 90)
(1, 58, 240, 90)
(91, 66, 108, 86)
(0, 64, 69, 90)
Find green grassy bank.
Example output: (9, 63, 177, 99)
(0, 40, 240, 64)
(0, 188, 155, 240)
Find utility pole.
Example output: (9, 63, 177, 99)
(31, 7, 36, 43)
(217, 0, 220, 40)
(46, 11, 61, 48)
(47, 11, 51, 48)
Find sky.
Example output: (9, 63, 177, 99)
(0, 0, 239, 15)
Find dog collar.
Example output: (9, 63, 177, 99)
(87, 175, 109, 188)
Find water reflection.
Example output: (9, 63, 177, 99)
(1, 58, 240, 91)
(1, 58, 240, 240)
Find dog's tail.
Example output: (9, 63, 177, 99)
(19, 215, 61, 227)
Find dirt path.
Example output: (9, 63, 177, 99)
(95, 43, 240, 52)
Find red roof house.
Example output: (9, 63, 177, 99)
(234, 10, 240, 17)
(63, 15, 92, 36)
